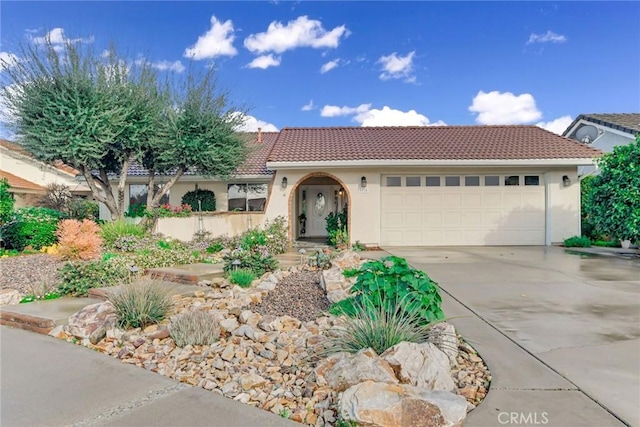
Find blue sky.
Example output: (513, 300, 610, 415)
(1, 1, 638, 135)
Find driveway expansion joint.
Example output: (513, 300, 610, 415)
(71, 383, 189, 426)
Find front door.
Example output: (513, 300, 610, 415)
(305, 185, 333, 237)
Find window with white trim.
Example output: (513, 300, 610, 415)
(228, 183, 268, 211)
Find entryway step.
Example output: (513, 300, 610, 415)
(0, 297, 102, 334)
(146, 263, 225, 284)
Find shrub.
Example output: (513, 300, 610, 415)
(0, 178, 14, 224)
(125, 202, 146, 218)
(351, 241, 366, 252)
(182, 189, 216, 212)
(131, 246, 201, 269)
(21, 270, 60, 303)
(240, 228, 268, 250)
(329, 256, 444, 325)
(263, 216, 288, 254)
(223, 247, 278, 277)
(68, 198, 99, 220)
(0, 207, 64, 250)
(563, 236, 592, 248)
(101, 220, 147, 248)
(145, 203, 193, 218)
(593, 239, 621, 248)
(58, 258, 133, 296)
(322, 295, 434, 356)
(55, 219, 103, 260)
(206, 242, 224, 253)
(170, 310, 221, 347)
(228, 268, 256, 287)
(308, 250, 333, 270)
(108, 280, 173, 329)
(326, 209, 347, 246)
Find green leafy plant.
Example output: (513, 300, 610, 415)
(323, 294, 436, 356)
(0, 178, 15, 224)
(68, 198, 99, 221)
(263, 216, 288, 255)
(206, 242, 224, 253)
(101, 220, 148, 248)
(169, 310, 221, 347)
(58, 258, 133, 296)
(342, 268, 360, 278)
(588, 136, 640, 243)
(563, 235, 592, 248)
(326, 209, 347, 246)
(329, 256, 444, 325)
(125, 202, 147, 218)
(592, 239, 621, 248)
(240, 228, 268, 250)
(223, 248, 278, 277)
(108, 280, 173, 329)
(145, 203, 193, 218)
(351, 241, 366, 252)
(0, 207, 64, 250)
(181, 189, 216, 212)
(228, 268, 256, 287)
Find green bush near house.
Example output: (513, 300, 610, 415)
(57, 258, 133, 296)
(0, 207, 64, 250)
(329, 256, 444, 325)
(563, 236, 592, 248)
(100, 220, 148, 248)
(0, 178, 15, 224)
(223, 248, 278, 277)
(592, 239, 621, 248)
(181, 189, 216, 212)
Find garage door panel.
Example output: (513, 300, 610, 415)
(381, 176, 545, 246)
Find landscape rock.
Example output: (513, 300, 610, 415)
(430, 322, 459, 365)
(339, 381, 468, 427)
(316, 348, 398, 392)
(382, 342, 455, 391)
(0, 289, 20, 305)
(65, 301, 117, 340)
(331, 250, 362, 270)
(320, 267, 355, 303)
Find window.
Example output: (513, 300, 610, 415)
(425, 176, 441, 187)
(445, 176, 460, 187)
(228, 183, 268, 211)
(465, 176, 480, 186)
(505, 175, 520, 186)
(129, 184, 169, 207)
(406, 176, 421, 187)
(485, 176, 500, 186)
(525, 175, 540, 186)
(386, 177, 401, 187)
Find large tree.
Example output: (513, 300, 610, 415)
(1, 38, 249, 219)
(587, 135, 640, 243)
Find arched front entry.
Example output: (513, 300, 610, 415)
(288, 172, 351, 243)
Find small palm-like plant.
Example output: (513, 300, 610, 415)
(169, 310, 221, 347)
(108, 280, 173, 329)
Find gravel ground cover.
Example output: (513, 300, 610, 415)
(0, 254, 63, 294)
(252, 270, 331, 322)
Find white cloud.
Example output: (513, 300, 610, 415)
(320, 103, 444, 127)
(150, 60, 185, 73)
(30, 28, 94, 50)
(469, 90, 542, 125)
(246, 54, 281, 69)
(320, 59, 339, 73)
(301, 100, 315, 111)
(237, 114, 278, 132)
(378, 51, 415, 81)
(0, 52, 19, 72)
(244, 16, 348, 54)
(355, 106, 445, 127)
(536, 115, 573, 135)
(527, 30, 567, 44)
(320, 103, 371, 117)
(184, 15, 237, 60)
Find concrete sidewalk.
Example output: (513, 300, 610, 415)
(0, 326, 296, 427)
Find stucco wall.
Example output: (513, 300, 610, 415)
(546, 169, 580, 243)
(156, 213, 266, 241)
(0, 149, 86, 191)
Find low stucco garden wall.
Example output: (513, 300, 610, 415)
(156, 213, 266, 241)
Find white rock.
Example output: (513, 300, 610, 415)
(382, 342, 455, 391)
(430, 322, 459, 365)
(257, 281, 276, 291)
(315, 348, 398, 392)
(219, 317, 239, 333)
(0, 289, 21, 305)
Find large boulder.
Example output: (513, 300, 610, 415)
(331, 250, 362, 270)
(0, 289, 21, 305)
(382, 342, 455, 391)
(429, 322, 459, 365)
(339, 381, 468, 427)
(320, 267, 356, 303)
(65, 301, 117, 343)
(315, 348, 398, 392)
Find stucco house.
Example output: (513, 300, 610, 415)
(562, 113, 639, 175)
(0, 139, 91, 207)
(117, 125, 600, 247)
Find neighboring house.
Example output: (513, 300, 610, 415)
(0, 139, 91, 207)
(117, 126, 600, 247)
(562, 113, 640, 175)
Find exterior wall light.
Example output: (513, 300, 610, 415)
(360, 176, 367, 188)
(562, 175, 571, 187)
(281, 177, 288, 189)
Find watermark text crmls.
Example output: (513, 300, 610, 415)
(498, 412, 549, 425)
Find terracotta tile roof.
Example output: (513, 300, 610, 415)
(0, 170, 45, 192)
(0, 139, 80, 176)
(267, 126, 602, 163)
(123, 132, 279, 177)
(564, 113, 640, 135)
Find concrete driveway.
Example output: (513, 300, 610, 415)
(385, 246, 640, 427)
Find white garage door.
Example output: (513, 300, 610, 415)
(380, 174, 545, 246)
